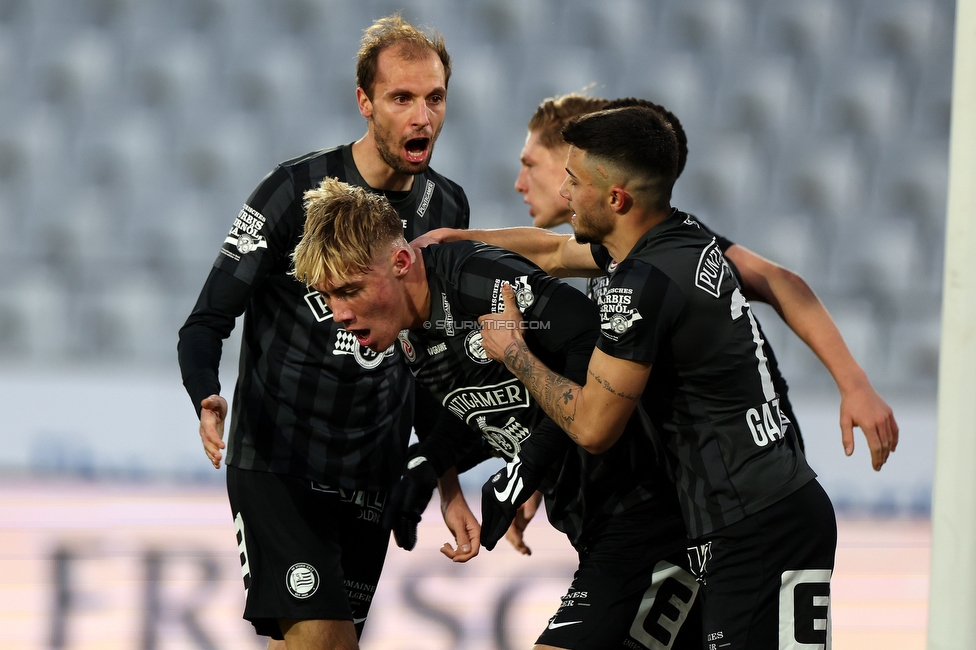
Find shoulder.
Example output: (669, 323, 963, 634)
(422, 167, 467, 198)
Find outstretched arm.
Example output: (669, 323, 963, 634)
(417, 227, 602, 278)
(725, 244, 899, 470)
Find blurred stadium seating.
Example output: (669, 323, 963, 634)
(0, 0, 951, 392)
(0, 0, 950, 510)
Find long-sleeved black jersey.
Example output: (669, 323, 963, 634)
(178, 144, 469, 490)
(402, 241, 682, 549)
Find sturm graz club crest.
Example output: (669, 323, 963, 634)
(465, 330, 493, 365)
(286, 563, 319, 599)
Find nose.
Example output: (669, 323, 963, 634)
(413, 100, 431, 128)
(331, 301, 355, 326)
(558, 176, 571, 200)
(515, 166, 529, 194)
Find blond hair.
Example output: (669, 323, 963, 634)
(356, 13, 452, 99)
(292, 178, 405, 287)
(527, 93, 609, 149)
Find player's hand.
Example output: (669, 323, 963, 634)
(478, 283, 526, 363)
(199, 395, 228, 469)
(505, 490, 542, 555)
(439, 487, 481, 563)
(381, 454, 439, 551)
(839, 377, 899, 471)
(481, 453, 542, 551)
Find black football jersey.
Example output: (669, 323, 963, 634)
(595, 210, 815, 538)
(402, 241, 681, 548)
(591, 221, 806, 451)
(178, 144, 469, 490)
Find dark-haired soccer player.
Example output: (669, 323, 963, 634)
(475, 106, 898, 648)
(177, 15, 471, 650)
(498, 93, 894, 471)
(293, 177, 702, 650)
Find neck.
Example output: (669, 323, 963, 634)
(351, 133, 415, 192)
(602, 205, 673, 262)
(403, 246, 431, 328)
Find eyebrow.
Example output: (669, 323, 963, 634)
(565, 167, 579, 180)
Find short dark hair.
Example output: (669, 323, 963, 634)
(561, 107, 678, 208)
(604, 97, 688, 178)
(356, 13, 451, 99)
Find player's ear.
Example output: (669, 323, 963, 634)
(357, 87, 373, 119)
(608, 186, 632, 214)
(391, 246, 412, 277)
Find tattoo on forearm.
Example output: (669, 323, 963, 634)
(503, 340, 581, 436)
(588, 369, 640, 402)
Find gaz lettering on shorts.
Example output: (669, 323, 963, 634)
(221, 205, 268, 261)
(629, 561, 699, 650)
(779, 569, 831, 649)
(285, 563, 319, 599)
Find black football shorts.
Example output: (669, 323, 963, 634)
(226, 465, 390, 640)
(688, 479, 837, 650)
(536, 497, 702, 650)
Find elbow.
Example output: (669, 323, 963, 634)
(576, 425, 623, 455)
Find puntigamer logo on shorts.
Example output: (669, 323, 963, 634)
(286, 563, 319, 599)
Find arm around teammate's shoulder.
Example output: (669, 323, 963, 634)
(417, 227, 601, 278)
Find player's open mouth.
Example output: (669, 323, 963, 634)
(351, 329, 371, 346)
(404, 138, 430, 163)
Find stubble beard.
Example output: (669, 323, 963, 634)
(373, 119, 436, 176)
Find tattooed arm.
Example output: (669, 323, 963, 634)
(480, 284, 651, 454)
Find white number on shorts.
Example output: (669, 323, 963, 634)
(628, 561, 700, 649)
(779, 569, 832, 649)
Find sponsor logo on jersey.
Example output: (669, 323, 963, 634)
(426, 342, 447, 356)
(397, 331, 416, 362)
(443, 378, 531, 424)
(440, 293, 456, 336)
(285, 563, 319, 599)
(599, 287, 641, 340)
(464, 330, 493, 365)
(491, 276, 535, 313)
(304, 291, 334, 322)
(332, 330, 396, 369)
(416, 179, 435, 219)
(607, 259, 619, 273)
(695, 239, 727, 298)
(475, 415, 531, 459)
(223, 205, 269, 258)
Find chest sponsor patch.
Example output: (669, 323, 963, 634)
(304, 290, 334, 322)
(333, 330, 396, 369)
(491, 275, 535, 313)
(443, 378, 531, 424)
(599, 286, 641, 341)
(695, 239, 726, 298)
(416, 179, 435, 219)
(222, 205, 268, 259)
